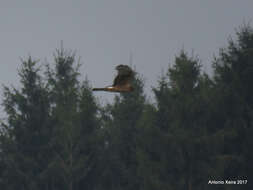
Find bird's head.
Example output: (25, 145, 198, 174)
(115, 65, 131, 71)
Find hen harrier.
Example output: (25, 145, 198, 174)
(93, 65, 134, 92)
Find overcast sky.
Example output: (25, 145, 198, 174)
(1, 0, 253, 115)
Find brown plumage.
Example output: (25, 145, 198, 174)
(93, 65, 134, 92)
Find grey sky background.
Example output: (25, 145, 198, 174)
(1, 0, 253, 117)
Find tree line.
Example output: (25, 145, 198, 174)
(0, 25, 252, 190)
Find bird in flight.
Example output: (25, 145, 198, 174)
(93, 65, 134, 92)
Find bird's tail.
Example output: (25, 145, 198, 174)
(92, 88, 107, 91)
(92, 87, 115, 91)
(93, 86, 119, 92)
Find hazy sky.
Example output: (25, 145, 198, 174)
(1, 0, 253, 113)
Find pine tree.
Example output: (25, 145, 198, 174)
(213, 24, 253, 189)
(43, 48, 100, 190)
(0, 57, 51, 190)
(0, 49, 101, 190)
(145, 51, 216, 190)
(100, 71, 146, 190)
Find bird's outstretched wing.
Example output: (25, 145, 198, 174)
(92, 65, 134, 92)
(113, 65, 134, 86)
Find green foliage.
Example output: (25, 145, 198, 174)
(0, 24, 253, 190)
(98, 73, 146, 190)
(0, 57, 51, 190)
(141, 51, 216, 190)
(213, 24, 253, 188)
(0, 49, 100, 190)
